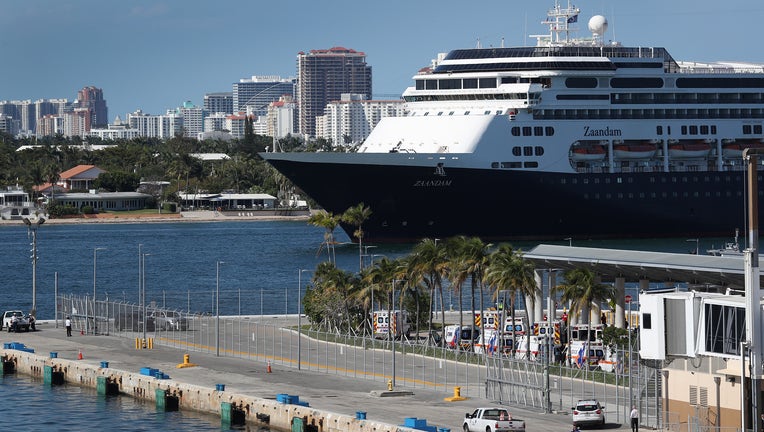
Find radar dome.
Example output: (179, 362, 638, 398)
(588, 15, 608, 36)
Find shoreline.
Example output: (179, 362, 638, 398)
(0, 210, 312, 226)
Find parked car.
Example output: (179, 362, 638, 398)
(2, 310, 31, 332)
(572, 399, 606, 428)
(150, 310, 188, 330)
(463, 407, 525, 432)
(113, 309, 155, 332)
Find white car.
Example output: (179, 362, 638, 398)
(572, 399, 605, 428)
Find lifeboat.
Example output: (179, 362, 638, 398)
(722, 139, 764, 159)
(612, 141, 657, 160)
(571, 144, 606, 161)
(668, 141, 712, 159)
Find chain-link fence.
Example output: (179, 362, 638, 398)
(58, 293, 679, 429)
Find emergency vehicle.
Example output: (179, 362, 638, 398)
(568, 324, 606, 368)
(372, 310, 410, 339)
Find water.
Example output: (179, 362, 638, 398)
(0, 219, 744, 428)
(0, 374, 227, 431)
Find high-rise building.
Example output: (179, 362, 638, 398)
(233, 75, 295, 117)
(204, 92, 233, 115)
(267, 95, 298, 139)
(175, 101, 203, 138)
(76, 86, 108, 128)
(316, 94, 404, 147)
(297, 47, 372, 138)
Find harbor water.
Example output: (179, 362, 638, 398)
(0, 219, 747, 428)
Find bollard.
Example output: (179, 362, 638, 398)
(444, 385, 468, 402)
(176, 353, 198, 368)
(387, 379, 393, 391)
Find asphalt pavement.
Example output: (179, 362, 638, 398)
(0, 319, 640, 432)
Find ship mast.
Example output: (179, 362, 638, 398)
(533, 0, 580, 47)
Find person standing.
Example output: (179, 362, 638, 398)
(65, 316, 72, 337)
(630, 405, 639, 432)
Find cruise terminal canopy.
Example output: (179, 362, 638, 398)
(522, 244, 756, 291)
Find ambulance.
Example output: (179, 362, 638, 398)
(372, 310, 411, 339)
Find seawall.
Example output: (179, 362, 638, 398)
(1, 347, 413, 432)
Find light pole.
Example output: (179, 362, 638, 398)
(216, 260, 224, 357)
(23, 214, 45, 317)
(363, 245, 377, 269)
(686, 238, 699, 254)
(298, 268, 312, 370)
(391, 279, 402, 388)
(564, 237, 572, 247)
(141, 252, 150, 343)
(93, 247, 106, 334)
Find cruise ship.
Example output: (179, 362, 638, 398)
(262, 1, 764, 243)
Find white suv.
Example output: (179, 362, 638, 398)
(572, 399, 605, 428)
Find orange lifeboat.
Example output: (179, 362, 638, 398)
(571, 145, 606, 161)
(612, 141, 656, 159)
(722, 139, 764, 159)
(668, 140, 711, 159)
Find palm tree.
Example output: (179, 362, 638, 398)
(341, 203, 372, 272)
(484, 244, 538, 356)
(444, 236, 470, 341)
(308, 211, 340, 264)
(359, 256, 399, 336)
(559, 267, 615, 359)
(445, 236, 490, 346)
(408, 238, 448, 342)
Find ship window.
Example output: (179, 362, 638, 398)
(491, 162, 499, 168)
(690, 125, 698, 134)
(502, 161, 522, 168)
(484, 111, 491, 115)
(437, 112, 443, 116)
(617, 193, 623, 199)
(546, 127, 555, 136)
(512, 147, 521, 156)
(464, 111, 470, 115)
(681, 125, 688, 135)
(522, 127, 532, 136)
(425, 80, 437, 90)
(756, 125, 763, 134)
(449, 111, 454, 115)
(416, 80, 425, 90)
(523, 146, 533, 156)
(610, 77, 664, 88)
(479, 78, 497, 88)
(463, 79, 478, 89)
(524, 161, 538, 168)
(534, 126, 543, 136)
(439, 79, 460, 90)
(511, 127, 521, 136)
(744, 125, 752, 134)
(565, 77, 598, 88)
(657, 126, 663, 135)
(496, 110, 502, 115)
(700, 125, 709, 134)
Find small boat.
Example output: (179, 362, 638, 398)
(668, 141, 711, 159)
(571, 144, 607, 161)
(613, 141, 656, 159)
(706, 229, 743, 257)
(0, 185, 34, 220)
(722, 140, 764, 159)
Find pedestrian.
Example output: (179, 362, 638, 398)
(65, 316, 72, 337)
(630, 405, 639, 432)
(760, 413, 764, 431)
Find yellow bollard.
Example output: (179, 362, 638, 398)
(135, 338, 142, 350)
(387, 379, 393, 391)
(444, 385, 468, 402)
(147, 338, 154, 349)
(176, 353, 198, 369)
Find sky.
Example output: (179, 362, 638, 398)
(2, 0, 763, 123)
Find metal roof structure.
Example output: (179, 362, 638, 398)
(523, 244, 757, 290)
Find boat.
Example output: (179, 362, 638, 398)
(261, 1, 764, 243)
(612, 141, 657, 160)
(570, 142, 606, 161)
(722, 140, 764, 159)
(0, 185, 34, 220)
(706, 229, 743, 257)
(668, 141, 712, 159)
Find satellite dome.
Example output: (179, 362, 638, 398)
(588, 15, 608, 36)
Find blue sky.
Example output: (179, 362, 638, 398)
(2, 0, 763, 123)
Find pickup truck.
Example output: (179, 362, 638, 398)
(2, 310, 31, 332)
(463, 407, 525, 432)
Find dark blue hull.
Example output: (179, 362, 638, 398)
(264, 156, 755, 243)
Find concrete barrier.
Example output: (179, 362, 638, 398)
(1, 348, 417, 432)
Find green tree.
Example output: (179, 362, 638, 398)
(559, 267, 615, 351)
(408, 238, 448, 340)
(341, 203, 372, 272)
(484, 244, 538, 356)
(308, 211, 340, 264)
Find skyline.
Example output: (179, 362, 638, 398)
(2, 0, 764, 124)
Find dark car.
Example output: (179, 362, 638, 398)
(114, 309, 155, 332)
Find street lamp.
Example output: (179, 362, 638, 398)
(141, 252, 151, 343)
(298, 268, 312, 370)
(23, 214, 45, 318)
(564, 237, 572, 247)
(216, 260, 224, 357)
(686, 238, 699, 255)
(93, 247, 106, 334)
(391, 278, 403, 388)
